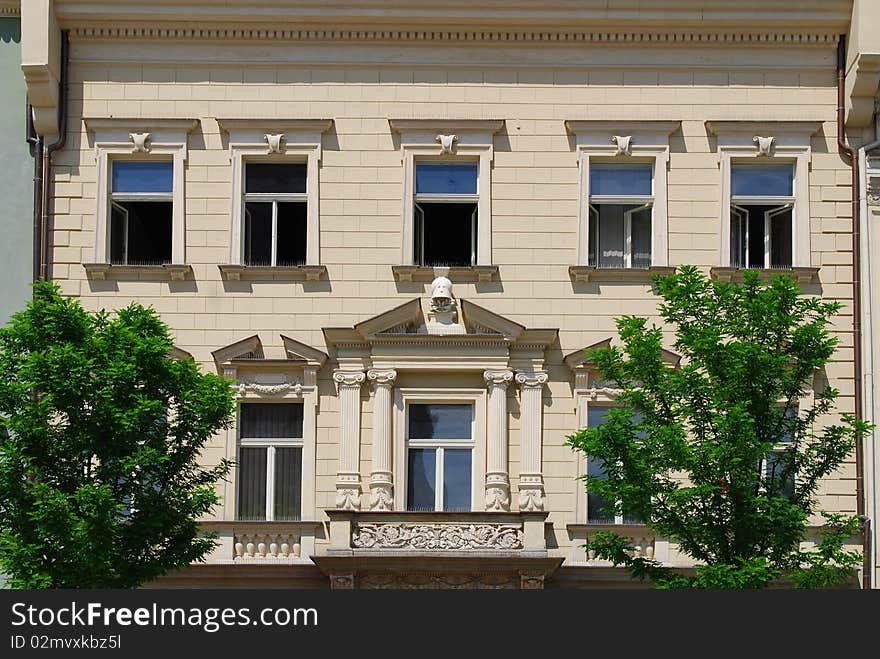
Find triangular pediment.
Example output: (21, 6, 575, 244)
(354, 299, 424, 338)
(281, 334, 329, 367)
(565, 338, 681, 371)
(212, 335, 264, 366)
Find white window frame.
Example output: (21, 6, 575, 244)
(413, 160, 480, 267)
(706, 121, 821, 268)
(217, 119, 333, 267)
(84, 118, 198, 266)
(393, 387, 487, 512)
(389, 119, 504, 267)
(109, 160, 174, 265)
(566, 121, 679, 268)
(588, 164, 655, 269)
(236, 402, 305, 522)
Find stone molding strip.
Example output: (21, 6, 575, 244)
(68, 27, 840, 47)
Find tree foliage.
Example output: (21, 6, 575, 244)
(0, 281, 235, 588)
(566, 266, 867, 588)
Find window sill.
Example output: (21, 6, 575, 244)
(83, 263, 193, 281)
(567, 523, 649, 532)
(392, 265, 499, 283)
(218, 264, 327, 281)
(710, 266, 819, 284)
(568, 265, 674, 283)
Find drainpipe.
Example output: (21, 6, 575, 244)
(837, 34, 869, 589)
(27, 103, 43, 288)
(38, 30, 69, 283)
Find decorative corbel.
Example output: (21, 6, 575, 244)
(129, 132, 151, 153)
(753, 136, 775, 157)
(436, 134, 458, 155)
(611, 135, 633, 156)
(265, 133, 285, 154)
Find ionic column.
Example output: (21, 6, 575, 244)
(515, 371, 549, 512)
(333, 370, 365, 510)
(484, 369, 514, 511)
(367, 368, 397, 511)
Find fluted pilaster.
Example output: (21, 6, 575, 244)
(333, 370, 365, 510)
(367, 368, 397, 511)
(484, 369, 513, 511)
(516, 371, 548, 511)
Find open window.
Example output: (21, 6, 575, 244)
(730, 164, 795, 269)
(588, 163, 654, 269)
(109, 161, 173, 265)
(413, 162, 478, 267)
(243, 163, 308, 267)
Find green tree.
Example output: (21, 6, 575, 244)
(0, 281, 235, 588)
(566, 266, 867, 588)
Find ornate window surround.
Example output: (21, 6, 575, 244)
(705, 121, 822, 277)
(216, 118, 333, 281)
(565, 120, 679, 282)
(392, 387, 488, 512)
(213, 334, 327, 531)
(82, 117, 198, 280)
(389, 119, 504, 281)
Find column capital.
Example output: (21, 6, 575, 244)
(333, 370, 366, 388)
(515, 371, 549, 388)
(367, 368, 398, 386)
(484, 369, 514, 388)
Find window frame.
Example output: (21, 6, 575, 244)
(706, 121, 821, 269)
(217, 119, 333, 268)
(566, 120, 679, 269)
(109, 159, 175, 266)
(236, 402, 305, 522)
(389, 119, 504, 269)
(84, 118, 198, 267)
(393, 387, 487, 512)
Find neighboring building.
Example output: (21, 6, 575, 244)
(16, 0, 879, 588)
(0, 1, 33, 323)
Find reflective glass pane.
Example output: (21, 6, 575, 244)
(415, 162, 478, 195)
(240, 403, 303, 438)
(769, 208, 793, 268)
(407, 449, 436, 511)
(443, 449, 472, 512)
(731, 164, 794, 197)
(409, 404, 473, 439)
(767, 451, 795, 500)
(590, 163, 652, 196)
(245, 163, 307, 194)
(112, 161, 173, 194)
(274, 447, 302, 521)
(587, 456, 614, 523)
(596, 205, 625, 268)
(631, 207, 652, 268)
(237, 447, 267, 520)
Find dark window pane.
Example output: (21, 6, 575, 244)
(415, 162, 478, 195)
(274, 447, 302, 521)
(770, 208, 793, 268)
(416, 202, 476, 267)
(112, 161, 173, 194)
(240, 403, 303, 438)
(244, 202, 272, 266)
(409, 404, 473, 439)
(407, 448, 436, 511)
(747, 207, 766, 268)
(237, 447, 267, 520)
(245, 163, 306, 194)
(587, 456, 614, 524)
(590, 163, 652, 196)
(110, 201, 172, 265)
(731, 164, 793, 197)
(595, 205, 625, 268)
(767, 451, 795, 500)
(443, 449, 472, 512)
(276, 202, 308, 266)
(631, 207, 652, 268)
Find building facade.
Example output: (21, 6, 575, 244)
(15, 0, 880, 588)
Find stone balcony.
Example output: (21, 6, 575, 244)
(314, 510, 562, 589)
(566, 523, 671, 567)
(200, 520, 322, 564)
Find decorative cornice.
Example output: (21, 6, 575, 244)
(237, 378, 304, 398)
(705, 121, 823, 137)
(68, 26, 840, 47)
(0, 3, 19, 17)
(352, 522, 524, 551)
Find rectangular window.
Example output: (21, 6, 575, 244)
(406, 403, 474, 512)
(237, 402, 304, 521)
(243, 163, 308, 267)
(730, 164, 794, 269)
(588, 163, 654, 269)
(109, 161, 173, 265)
(586, 405, 643, 524)
(413, 162, 478, 267)
(761, 406, 797, 500)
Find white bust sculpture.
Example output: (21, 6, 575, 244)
(430, 275, 454, 313)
